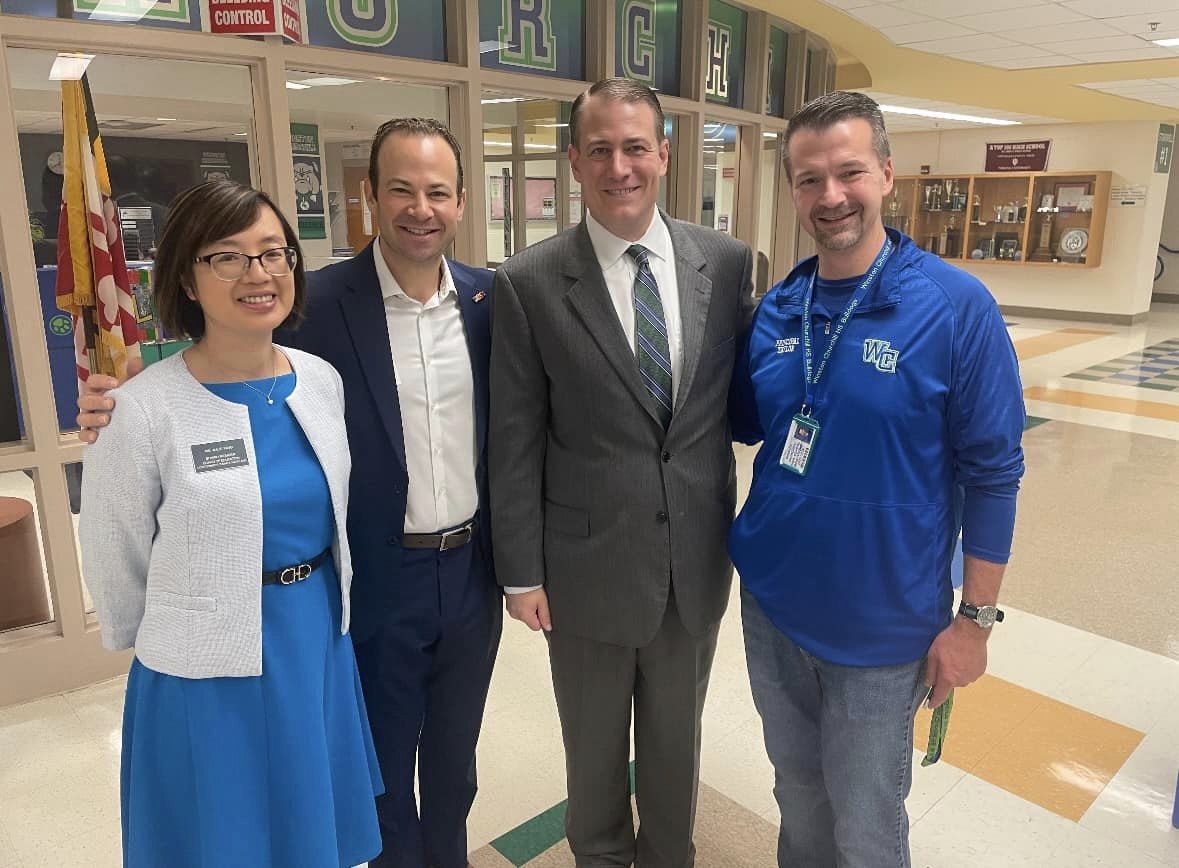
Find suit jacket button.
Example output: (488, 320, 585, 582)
(656, 511, 668, 524)
(661, 451, 671, 463)
(387, 535, 400, 546)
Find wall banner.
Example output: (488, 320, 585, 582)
(985, 140, 1051, 172)
(615, 0, 681, 97)
(705, 0, 746, 109)
(291, 123, 326, 240)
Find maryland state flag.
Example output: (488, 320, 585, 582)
(55, 76, 140, 382)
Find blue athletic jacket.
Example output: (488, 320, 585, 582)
(729, 229, 1025, 666)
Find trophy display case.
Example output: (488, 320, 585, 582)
(892, 171, 1111, 268)
(1027, 173, 1109, 265)
(912, 176, 970, 259)
(966, 175, 1031, 261)
(884, 177, 918, 235)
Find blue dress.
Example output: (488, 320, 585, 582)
(120, 373, 384, 868)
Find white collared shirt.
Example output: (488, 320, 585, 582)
(584, 210, 683, 402)
(373, 243, 478, 534)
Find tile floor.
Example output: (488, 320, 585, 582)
(3, 305, 1179, 866)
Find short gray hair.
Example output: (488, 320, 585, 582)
(783, 91, 890, 180)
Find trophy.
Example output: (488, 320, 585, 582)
(1031, 212, 1055, 262)
(923, 185, 932, 211)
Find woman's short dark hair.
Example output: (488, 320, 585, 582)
(152, 180, 306, 340)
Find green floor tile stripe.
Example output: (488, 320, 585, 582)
(1024, 416, 1051, 430)
(491, 762, 636, 866)
(491, 801, 568, 866)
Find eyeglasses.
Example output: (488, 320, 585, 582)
(194, 246, 298, 281)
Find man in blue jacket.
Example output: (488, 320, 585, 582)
(729, 91, 1024, 868)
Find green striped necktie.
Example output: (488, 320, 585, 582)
(626, 244, 673, 429)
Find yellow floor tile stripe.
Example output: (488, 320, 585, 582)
(914, 674, 1144, 821)
(1012, 328, 1114, 361)
(1024, 386, 1179, 422)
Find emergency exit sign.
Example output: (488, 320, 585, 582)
(209, 0, 302, 42)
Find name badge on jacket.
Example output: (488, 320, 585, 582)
(191, 439, 249, 473)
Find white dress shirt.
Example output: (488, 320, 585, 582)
(373, 243, 479, 534)
(505, 211, 683, 595)
(584, 211, 684, 402)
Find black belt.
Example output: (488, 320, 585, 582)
(402, 520, 476, 551)
(262, 547, 332, 586)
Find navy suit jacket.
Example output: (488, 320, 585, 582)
(282, 243, 495, 642)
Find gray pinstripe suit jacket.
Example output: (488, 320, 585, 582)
(489, 213, 754, 647)
(79, 347, 353, 678)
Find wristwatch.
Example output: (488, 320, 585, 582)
(958, 602, 1004, 629)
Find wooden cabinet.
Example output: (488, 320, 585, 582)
(890, 171, 1111, 268)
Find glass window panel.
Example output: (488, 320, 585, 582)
(767, 27, 788, 117)
(0, 265, 25, 447)
(482, 96, 576, 265)
(4, 0, 205, 31)
(700, 122, 739, 233)
(0, 467, 55, 635)
(61, 460, 94, 614)
(757, 132, 782, 295)
(524, 160, 560, 249)
(804, 46, 822, 103)
(615, 0, 682, 97)
(286, 72, 450, 267)
(8, 48, 256, 436)
(486, 161, 515, 265)
(706, 0, 747, 109)
(480, 0, 586, 80)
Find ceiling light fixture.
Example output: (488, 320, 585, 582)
(85, 0, 151, 21)
(878, 104, 1020, 126)
(49, 53, 95, 81)
(289, 76, 360, 88)
(1152, 37, 1179, 47)
(285, 81, 311, 90)
(481, 96, 532, 105)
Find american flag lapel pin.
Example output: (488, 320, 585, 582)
(473, 290, 487, 303)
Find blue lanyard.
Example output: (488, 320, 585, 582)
(800, 238, 893, 414)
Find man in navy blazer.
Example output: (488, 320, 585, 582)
(291, 119, 500, 868)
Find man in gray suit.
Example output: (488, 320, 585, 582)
(489, 78, 753, 867)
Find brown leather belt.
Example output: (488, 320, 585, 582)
(402, 520, 476, 551)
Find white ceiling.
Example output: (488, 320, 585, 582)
(1079, 76, 1179, 108)
(857, 90, 1066, 132)
(821, 0, 1179, 70)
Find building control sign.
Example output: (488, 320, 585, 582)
(985, 140, 1051, 172)
(209, 0, 302, 41)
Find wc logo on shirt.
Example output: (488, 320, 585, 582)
(776, 337, 799, 354)
(862, 339, 900, 373)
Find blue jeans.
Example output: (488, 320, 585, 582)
(742, 588, 928, 868)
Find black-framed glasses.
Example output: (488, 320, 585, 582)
(194, 246, 298, 281)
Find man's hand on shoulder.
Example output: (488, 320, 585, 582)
(923, 616, 988, 709)
(76, 356, 144, 444)
(505, 588, 552, 632)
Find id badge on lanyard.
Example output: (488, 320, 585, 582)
(778, 239, 893, 476)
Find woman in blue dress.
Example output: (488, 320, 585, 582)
(80, 180, 383, 867)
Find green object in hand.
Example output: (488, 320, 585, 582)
(921, 689, 953, 767)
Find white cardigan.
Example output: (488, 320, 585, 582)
(79, 346, 353, 678)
